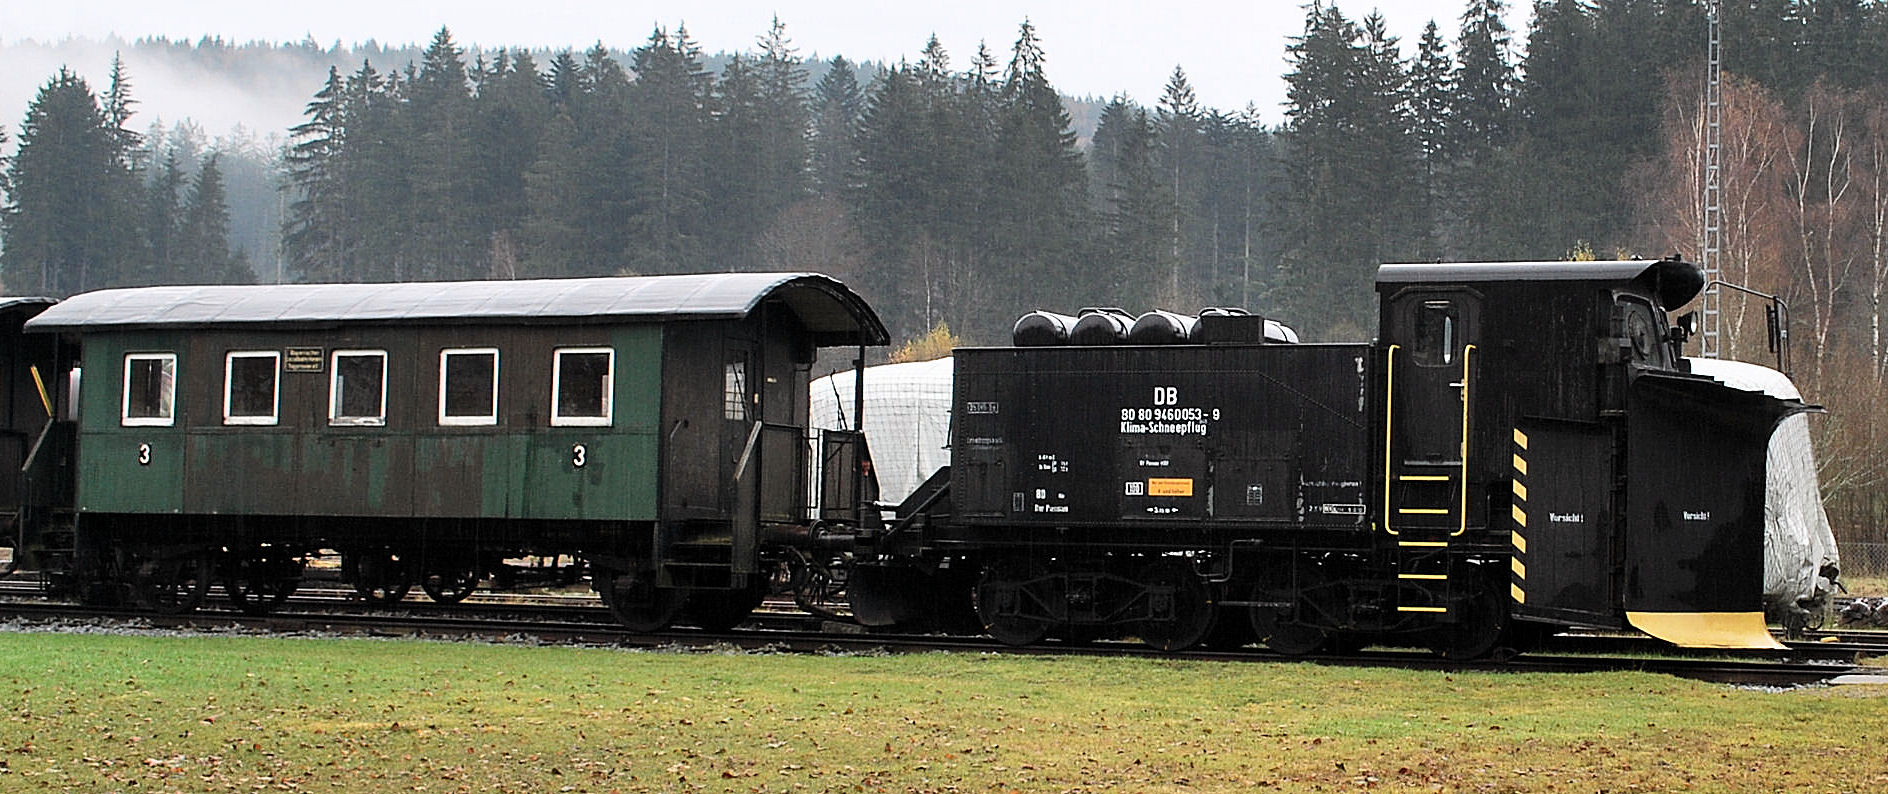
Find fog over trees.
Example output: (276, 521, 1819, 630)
(6, 1, 1888, 528)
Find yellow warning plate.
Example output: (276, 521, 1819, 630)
(1147, 478, 1194, 497)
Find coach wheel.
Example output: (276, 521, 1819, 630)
(224, 549, 303, 616)
(975, 560, 1058, 647)
(420, 562, 482, 604)
(136, 552, 214, 614)
(601, 571, 683, 632)
(683, 576, 770, 632)
(1135, 560, 1216, 652)
(344, 550, 412, 604)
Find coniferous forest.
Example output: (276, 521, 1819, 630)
(6, 0, 1888, 537)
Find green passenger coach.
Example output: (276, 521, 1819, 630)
(23, 273, 887, 626)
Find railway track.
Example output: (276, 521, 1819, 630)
(0, 591, 1876, 688)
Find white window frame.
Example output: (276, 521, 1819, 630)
(223, 351, 282, 426)
(551, 346, 614, 427)
(723, 360, 747, 421)
(121, 353, 177, 427)
(329, 349, 388, 427)
(438, 347, 499, 426)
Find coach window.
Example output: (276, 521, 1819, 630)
(330, 350, 388, 426)
(122, 353, 177, 427)
(224, 351, 281, 426)
(439, 348, 499, 426)
(1412, 300, 1459, 366)
(552, 347, 613, 427)
(723, 359, 748, 421)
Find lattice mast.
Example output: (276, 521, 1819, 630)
(1700, 0, 1724, 357)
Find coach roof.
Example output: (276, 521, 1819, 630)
(1377, 258, 1706, 309)
(26, 272, 889, 347)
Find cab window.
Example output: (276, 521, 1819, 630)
(1412, 300, 1459, 366)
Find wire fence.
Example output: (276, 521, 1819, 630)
(1839, 541, 1888, 580)
(1825, 492, 1888, 582)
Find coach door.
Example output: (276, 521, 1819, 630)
(1382, 291, 1480, 536)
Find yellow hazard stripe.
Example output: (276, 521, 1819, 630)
(1512, 428, 1528, 450)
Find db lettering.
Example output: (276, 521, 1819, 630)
(1153, 386, 1178, 406)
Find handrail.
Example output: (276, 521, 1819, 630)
(1702, 280, 1791, 377)
(1453, 344, 1476, 536)
(1380, 345, 1398, 535)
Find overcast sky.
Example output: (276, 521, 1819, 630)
(3, 1, 1526, 141)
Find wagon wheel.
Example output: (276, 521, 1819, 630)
(1252, 604, 1328, 656)
(136, 551, 214, 614)
(1134, 559, 1216, 652)
(224, 548, 303, 616)
(344, 550, 412, 604)
(420, 561, 482, 604)
(1425, 583, 1507, 661)
(975, 560, 1059, 647)
(599, 570, 684, 632)
(1250, 566, 1334, 656)
(683, 576, 771, 632)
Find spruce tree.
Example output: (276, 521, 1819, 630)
(809, 56, 864, 198)
(989, 20, 1089, 317)
(1448, 0, 1519, 259)
(141, 150, 185, 285)
(1410, 20, 1454, 254)
(708, 54, 770, 267)
(1452, 0, 1516, 151)
(755, 17, 812, 210)
(1155, 66, 1204, 307)
(626, 27, 713, 272)
(283, 66, 349, 281)
(341, 60, 412, 282)
(1, 68, 141, 295)
(1092, 97, 1176, 308)
(407, 27, 479, 280)
(470, 49, 551, 277)
(851, 63, 936, 336)
(1276, 5, 1420, 335)
(178, 154, 250, 283)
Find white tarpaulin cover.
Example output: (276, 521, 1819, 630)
(1686, 358, 1839, 608)
(810, 358, 954, 504)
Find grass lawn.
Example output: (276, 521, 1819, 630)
(2, 630, 1884, 793)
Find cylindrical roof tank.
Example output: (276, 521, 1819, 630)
(1128, 310, 1198, 344)
(1070, 308, 1133, 345)
(1012, 310, 1077, 346)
